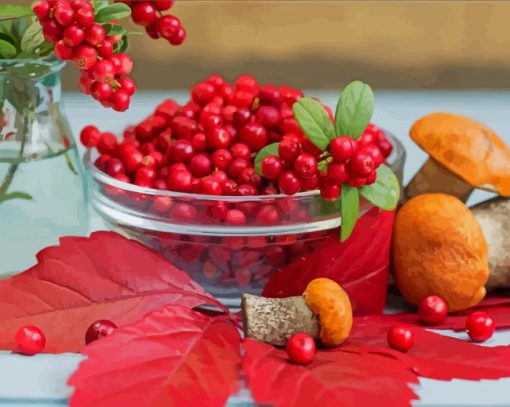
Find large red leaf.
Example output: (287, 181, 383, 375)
(0, 232, 225, 353)
(69, 306, 241, 407)
(349, 316, 510, 381)
(243, 338, 419, 407)
(263, 208, 395, 315)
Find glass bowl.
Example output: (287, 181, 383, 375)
(84, 133, 406, 312)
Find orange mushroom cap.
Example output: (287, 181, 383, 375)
(410, 112, 510, 196)
(303, 278, 353, 346)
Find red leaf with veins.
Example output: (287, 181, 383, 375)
(0, 232, 225, 353)
(243, 338, 419, 407)
(69, 306, 241, 407)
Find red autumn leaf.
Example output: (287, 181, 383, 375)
(243, 338, 419, 407)
(349, 316, 510, 381)
(0, 231, 226, 353)
(69, 306, 242, 407)
(263, 208, 395, 315)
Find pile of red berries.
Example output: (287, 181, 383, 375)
(118, 0, 186, 45)
(33, 0, 136, 111)
(81, 74, 393, 196)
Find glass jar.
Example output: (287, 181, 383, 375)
(0, 57, 88, 276)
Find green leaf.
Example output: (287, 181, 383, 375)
(293, 97, 335, 151)
(0, 38, 16, 58)
(254, 142, 279, 175)
(0, 191, 33, 204)
(117, 34, 129, 53)
(0, 5, 32, 19)
(103, 23, 127, 37)
(64, 152, 78, 175)
(340, 184, 359, 242)
(359, 164, 400, 211)
(335, 80, 375, 139)
(95, 3, 131, 23)
(0, 21, 17, 44)
(20, 21, 43, 52)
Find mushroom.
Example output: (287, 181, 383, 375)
(242, 278, 352, 346)
(471, 197, 510, 289)
(393, 193, 489, 312)
(405, 113, 510, 202)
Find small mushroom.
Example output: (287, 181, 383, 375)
(471, 197, 510, 289)
(405, 113, 510, 202)
(242, 278, 352, 346)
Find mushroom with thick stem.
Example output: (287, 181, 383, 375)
(242, 278, 353, 347)
(405, 113, 510, 202)
(471, 197, 510, 289)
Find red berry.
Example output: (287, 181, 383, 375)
(167, 168, 193, 192)
(189, 153, 213, 177)
(230, 143, 252, 160)
(259, 84, 283, 107)
(168, 139, 194, 162)
(466, 312, 495, 342)
(85, 24, 106, 46)
(92, 82, 112, 102)
(225, 209, 247, 226)
(286, 333, 315, 365)
(418, 295, 448, 325)
(156, 15, 181, 39)
(294, 153, 317, 177)
(327, 162, 348, 184)
(329, 136, 356, 162)
(123, 149, 143, 173)
(256, 205, 281, 225)
(365, 171, 377, 185)
(111, 90, 131, 112)
(207, 127, 232, 149)
(131, 1, 156, 26)
(227, 158, 250, 179)
(54, 4, 75, 26)
(255, 105, 281, 128)
(237, 183, 258, 196)
(347, 177, 366, 188)
(78, 70, 94, 94)
(301, 173, 320, 191)
(347, 151, 375, 178)
(233, 108, 252, 128)
(377, 139, 394, 158)
(238, 168, 262, 187)
(80, 125, 100, 147)
(239, 122, 268, 152)
(191, 82, 215, 106)
(110, 53, 133, 76)
(42, 20, 63, 43)
(114, 173, 130, 183)
(32, 1, 51, 21)
(105, 157, 125, 177)
(167, 27, 186, 45)
(97, 132, 117, 154)
(235, 74, 257, 91)
(75, 6, 94, 27)
(98, 39, 114, 58)
(63, 25, 85, 47)
(15, 325, 46, 356)
(212, 148, 233, 170)
(360, 144, 384, 166)
(278, 171, 301, 195)
(191, 132, 207, 152)
(261, 155, 283, 180)
(196, 176, 222, 195)
(85, 320, 117, 345)
(222, 178, 238, 195)
(321, 182, 340, 201)
(118, 77, 136, 96)
(170, 202, 197, 221)
(278, 137, 301, 162)
(153, 0, 174, 11)
(211, 169, 228, 182)
(73, 44, 97, 70)
(387, 325, 414, 352)
(54, 40, 74, 60)
(200, 113, 223, 130)
(91, 60, 115, 82)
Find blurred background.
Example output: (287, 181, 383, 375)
(58, 0, 510, 90)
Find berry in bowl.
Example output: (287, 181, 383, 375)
(83, 76, 405, 312)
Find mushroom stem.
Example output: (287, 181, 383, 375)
(471, 197, 510, 289)
(242, 293, 320, 346)
(405, 158, 473, 202)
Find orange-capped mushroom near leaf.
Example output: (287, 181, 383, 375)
(393, 193, 489, 312)
(242, 278, 353, 346)
(405, 113, 510, 202)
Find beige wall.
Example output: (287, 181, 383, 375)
(7, 0, 509, 89)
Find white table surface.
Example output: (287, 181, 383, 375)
(1, 90, 510, 406)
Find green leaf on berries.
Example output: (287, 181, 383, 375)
(335, 81, 375, 139)
(103, 23, 127, 37)
(0, 5, 32, 19)
(92, 0, 110, 13)
(0, 191, 33, 204)
(254, 142, 279, 176)
(0, 38, 16, 58)
(20, 21, 44, 52)
(359, 164, 400, 211)
(117, 35, 129, 53)
(340, 184, 359, 242)
(95, 3, 131, 23)
(293, 97, 335, 151)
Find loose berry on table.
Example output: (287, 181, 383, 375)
(466, 312, 495, 342)
(286, 333, 316, 365)
(15, 325, 46, 356)
(387, 325, 414, 352)
(418, 295, 448, 325)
